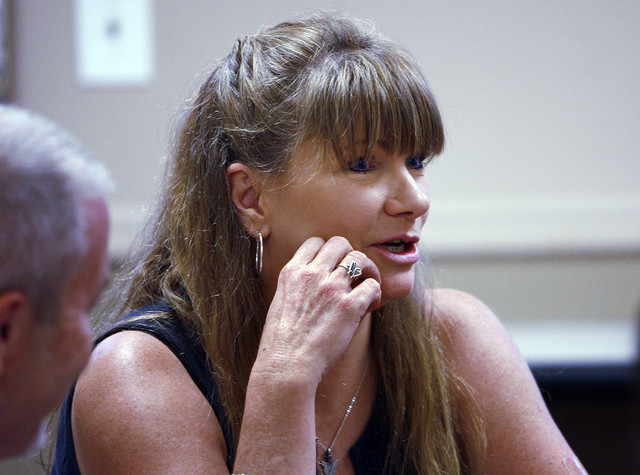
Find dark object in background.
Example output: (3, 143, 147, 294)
(533, 363, 639, 475)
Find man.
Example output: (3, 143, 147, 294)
(0, 105, 112, 458)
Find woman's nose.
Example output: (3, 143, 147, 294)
(384, 171, 430, 219)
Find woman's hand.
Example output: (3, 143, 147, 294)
(255, 236, 381, 384)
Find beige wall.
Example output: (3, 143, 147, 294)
(6, 0, 640, 344)
(5, 0, 639, 338)
(9, 0, 640, 257)
(2, 1, 640, 472)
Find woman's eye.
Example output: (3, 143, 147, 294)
(347, 157, 375, 173)
(406, 156, 426, 170)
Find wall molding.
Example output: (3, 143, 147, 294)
(424, 193, 640, 259)
(508, 319, 638, 365)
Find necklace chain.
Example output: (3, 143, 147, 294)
(315, 354, 370, 471)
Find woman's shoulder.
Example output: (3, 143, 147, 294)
(81, 325, 183, 386)
(73, 328, 214, 439)
(426, 288, 528, 391)
(428, 287, 490, 320)
(428, 288, 508, 348)
(70, 323, 230, 473)
(81, 309, 200, 397)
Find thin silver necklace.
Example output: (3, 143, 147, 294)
(315, 354, 370, 475)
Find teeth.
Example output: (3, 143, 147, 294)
(382, 241, 406, 253)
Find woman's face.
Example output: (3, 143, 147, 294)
(260, 141, 431, 303)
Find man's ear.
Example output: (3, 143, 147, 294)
(226, 163, 270, 237)
(0, 291, 32, 377)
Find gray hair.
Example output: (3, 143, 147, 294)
(0, 105, 113, 322)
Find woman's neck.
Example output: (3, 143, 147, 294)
(317, 311, 372, 395)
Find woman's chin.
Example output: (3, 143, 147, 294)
(379, 274, 414, 304)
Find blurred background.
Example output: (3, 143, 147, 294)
(1, 1, 638, 473)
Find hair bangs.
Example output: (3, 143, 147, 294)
(299, 48, 445, 165)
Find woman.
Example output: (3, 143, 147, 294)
(53, 11, 585, 474)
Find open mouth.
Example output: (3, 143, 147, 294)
(381, 240, 411, 254)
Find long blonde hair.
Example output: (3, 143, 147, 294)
(110, 11, 476, 474)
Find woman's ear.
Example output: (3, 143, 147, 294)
(226, 163, 269, 237)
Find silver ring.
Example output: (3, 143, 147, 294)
(339, 261, 362, 279)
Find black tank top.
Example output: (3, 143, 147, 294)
(52, 302, 393, 474)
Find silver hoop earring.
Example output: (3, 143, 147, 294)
(255, 231, 263, 275)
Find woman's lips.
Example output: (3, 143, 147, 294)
(370, 241, 420, 264)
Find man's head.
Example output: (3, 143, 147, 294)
(0, 105, 112, 458)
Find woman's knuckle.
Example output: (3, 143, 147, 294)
(279, 263, 296, 279)
(330, 235, 351, 248)
(349, 250, 368, 262)
(298, 266, 317, 283)
(336, 294, 353, 312)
